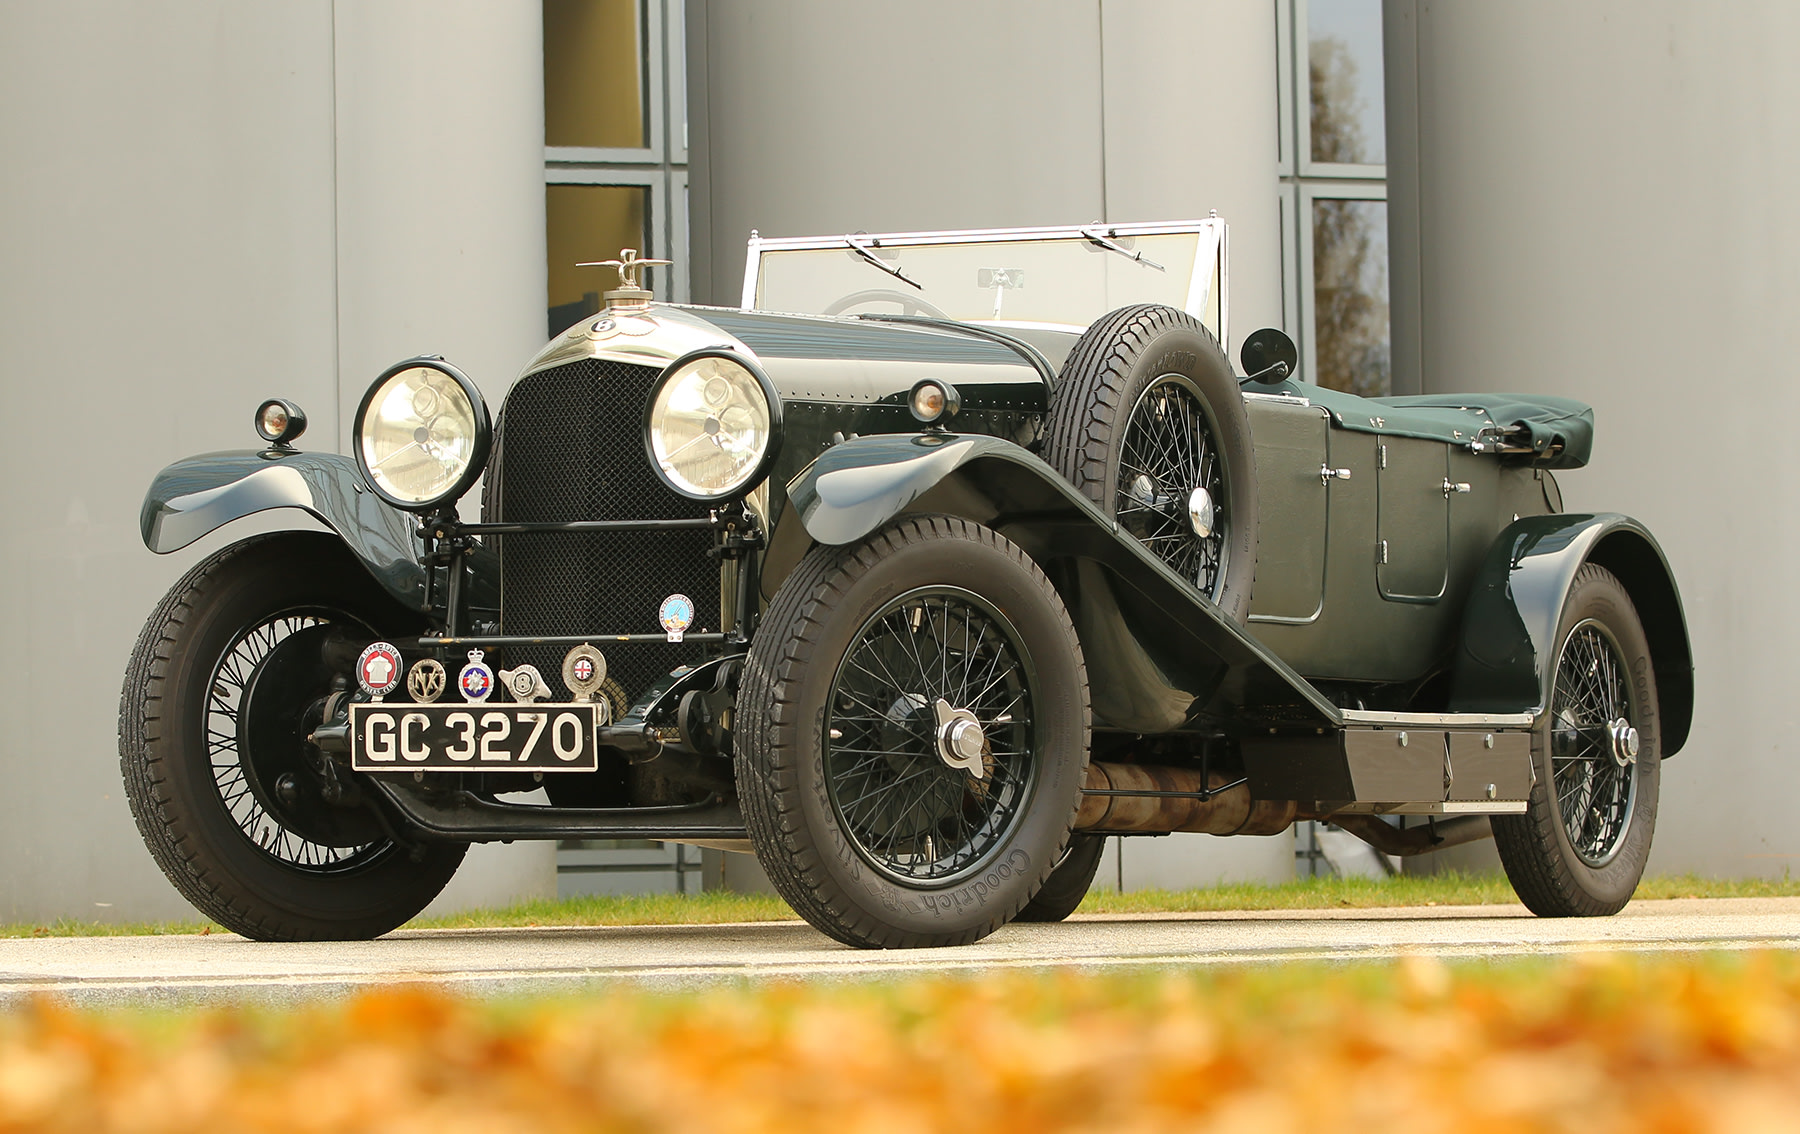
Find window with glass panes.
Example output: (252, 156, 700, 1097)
(544, 0, 695, 893)
(544, 0, 688, 339)
(1277, 0, 1391, 399)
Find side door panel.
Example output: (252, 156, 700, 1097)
(1245, 398, 1332, 623)
(1377, 438, 1450, 602)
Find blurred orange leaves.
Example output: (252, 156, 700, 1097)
(0, 951, 1797, 1133)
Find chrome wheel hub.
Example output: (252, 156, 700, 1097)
(1187, 487, 1215, 539)
(1609, 717, 1640, 767)
(932, 698, 988, 778)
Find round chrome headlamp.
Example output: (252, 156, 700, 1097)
(644, 349, 781, 500)
(353, 358, 491, 512)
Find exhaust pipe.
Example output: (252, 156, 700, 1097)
(1074, 762, 1296, 836)
(1320, 813, 1494, 857)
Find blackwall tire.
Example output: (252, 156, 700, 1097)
(118, 533, 467, 941)
(1014, 834, 1106, 922)
(1492, 564, 1660, 917)
(1041, 304, 1259, 623)
(736, 516, 1090, 948)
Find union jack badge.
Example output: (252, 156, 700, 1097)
(562, 643, 606, 702)
(356, 642, 403, 701)
(458, 649, 494, 703)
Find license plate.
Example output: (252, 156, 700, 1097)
(348, 703, 602, 772)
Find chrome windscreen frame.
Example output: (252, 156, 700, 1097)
(741, 217, 1230, 351)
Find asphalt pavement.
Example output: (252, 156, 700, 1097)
(2, 897, 1795, 1006)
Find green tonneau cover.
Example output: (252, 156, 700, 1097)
(1245, 380, 1594, 469)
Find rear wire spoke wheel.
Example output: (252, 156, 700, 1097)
(1014, 833, 1106, 922)
(119, 533, 467, 941)
(737, 517, 1090, 948)
(1551, 622, 1637, 866)
(1493, 564, 1660, 916)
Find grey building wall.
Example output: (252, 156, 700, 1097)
(689, 0, 1298, 885)
(1386, 1, 1799, 877)
(0, 0, 555, 922)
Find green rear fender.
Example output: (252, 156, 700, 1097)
(139, 449, 497, 615)
(1450, 513, 1692, 755)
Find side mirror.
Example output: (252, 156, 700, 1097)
(1239, 328, 1299, 384)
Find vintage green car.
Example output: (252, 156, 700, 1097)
(122, 220, 1691, 947)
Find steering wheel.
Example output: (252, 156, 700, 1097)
(822, 289, 951, 319)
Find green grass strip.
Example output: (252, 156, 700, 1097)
(3, 871, 1793, 938)
(410, 889, 796, 930)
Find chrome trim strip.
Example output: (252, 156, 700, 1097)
(748, 218, 1226, 252)
(1182, 224, 1223, 345)
(1340, 709, 1538, 728)
(741, 219, 1230, 315)
(1240, 391, 1312, 405)
(518, 304, 754, 380)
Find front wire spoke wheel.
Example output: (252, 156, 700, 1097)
(825, 589, 1036, 885)
(207, 610, 388, 874)
(119, 533, 468, 941)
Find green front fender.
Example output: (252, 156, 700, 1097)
(1450, 513, 1693, 755)
(139, 449, 496, 615)
(770, 432, 1341, 732)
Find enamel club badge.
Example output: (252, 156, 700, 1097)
(458, 649, 494, 703)
(356, 642, 403, 701)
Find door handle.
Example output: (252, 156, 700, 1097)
(1443, 478, 1471, 495)
(1320, 465, 1351, 485)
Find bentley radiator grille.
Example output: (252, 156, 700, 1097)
(490, 358, 714, 706)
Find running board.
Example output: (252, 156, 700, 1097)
(1243, 715, 1537, 814)
(368, 780, 747, 842)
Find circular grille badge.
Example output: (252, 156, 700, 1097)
(659, 593, 695, 642)
(406, 658, 446, 703)
(356, 642, 402, 700)
(562, 644, 607, 702)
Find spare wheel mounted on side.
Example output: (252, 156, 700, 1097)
(1041, 302, 1259, 623)
(1022, 303, 1259, 921)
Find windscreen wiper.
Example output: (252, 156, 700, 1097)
(845, 233, 923, 290)
(1080, 227, 1165, 271)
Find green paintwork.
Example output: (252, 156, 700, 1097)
(1245, 377, 1595, 467)
(1242, 391, 1568, 687)
(692, 308, 1050, 411)
(1450, 513, 1692, 755)
(775, 430, 1343, 733)
(138, 449, 499, 616)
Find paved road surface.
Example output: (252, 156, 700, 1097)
(2, 897, 1795, 1005)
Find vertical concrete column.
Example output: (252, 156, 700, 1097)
(331, 1, 556, 912)
(330, 0, 548, 435)
(1384, 0, 1800, 877)
(1099, 0, 1285, 348)
(687, 0, 1107, 305)
(0, 1, 342, 922)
